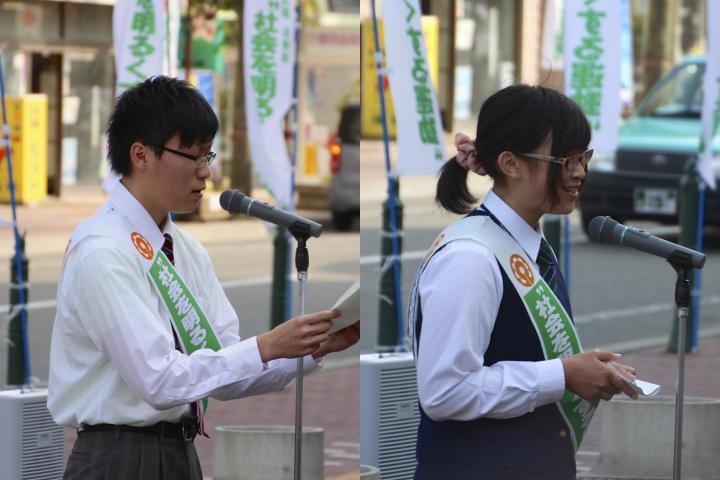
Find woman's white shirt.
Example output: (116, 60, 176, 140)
(416, 190, 566, 421)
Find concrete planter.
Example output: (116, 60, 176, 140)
(360, 464, 381, 479)
(214, 426, 324, 480)
(583, 396, 720, 480)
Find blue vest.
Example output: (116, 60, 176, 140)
(414, 211, 577, 480)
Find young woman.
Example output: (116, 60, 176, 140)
(408, 85, 638, 480)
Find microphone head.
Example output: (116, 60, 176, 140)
(587, 216, 618, 243)
(220, 189, 246, 213)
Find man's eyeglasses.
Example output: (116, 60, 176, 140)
(154, 145, 216, 167)
(517, 149, 593, 170)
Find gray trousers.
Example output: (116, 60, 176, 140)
(64, 429, 203, 480)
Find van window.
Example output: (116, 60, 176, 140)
(637, 62, 705, 119)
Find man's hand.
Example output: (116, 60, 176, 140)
(561, 352, 639, 401)
(312, 321, 360, 359)
(256, 310, 339, 362)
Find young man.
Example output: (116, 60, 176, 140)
(48, 76, 358, 479)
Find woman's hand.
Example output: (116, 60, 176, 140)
(561, 352, 639, 401)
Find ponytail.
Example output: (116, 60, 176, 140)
(436, 157, 477, 215)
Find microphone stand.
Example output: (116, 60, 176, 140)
(289, 222, 312, 480)
(668, 253, 692, 480)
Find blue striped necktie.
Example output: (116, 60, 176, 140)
(537, 238, 558, 292)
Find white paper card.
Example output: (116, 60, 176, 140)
(328, 280, 359, 335)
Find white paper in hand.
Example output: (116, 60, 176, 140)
(328, 280, 359, 334)
(607, 362, 661, 398)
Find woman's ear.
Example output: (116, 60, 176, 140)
(496, 150, 522, 180)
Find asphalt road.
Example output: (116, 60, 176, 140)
(0, 217, 360, 386)
(360, 200, 720, 355)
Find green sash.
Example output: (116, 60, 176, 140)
(409, 215, 597, 450)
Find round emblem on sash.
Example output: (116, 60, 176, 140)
(131, 232, 154, 260)
(509, 254, 534, 287)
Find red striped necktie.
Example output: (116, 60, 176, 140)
(162, 233, 208, 437)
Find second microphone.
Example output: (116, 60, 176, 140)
(219, 189, 323, 238)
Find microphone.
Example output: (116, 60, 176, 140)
(219, 189, 323, 238)
(587, 216, 706, 269)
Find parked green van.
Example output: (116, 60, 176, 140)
(580, 56, 719, 233)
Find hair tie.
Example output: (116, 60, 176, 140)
(454, 132, 486, 175)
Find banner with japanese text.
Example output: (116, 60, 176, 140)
(109, 0, 173, 192)
(699, 0, 719, 190)
(563, 0, 621, 152)
(243, 0, 295, 209)
(382, 0, 446, 175)
(113, 0, 166, 96)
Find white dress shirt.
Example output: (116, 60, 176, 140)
(416, 190, 566, 422)
(48, 183, 319, 428)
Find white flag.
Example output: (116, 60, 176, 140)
(113, 0, 166, 97)
(564, 0, 621, 152)
(244, 0, 295, 209)
(109, 0, 168, 193)
(699, 0, 719, 190)
(382, 0, 446, 175)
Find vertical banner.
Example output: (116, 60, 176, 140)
(563, 0, 621, 152)
(113, 0, 166, 96)
(109, 0, 167, 193)
(541, 0, 563, 68)
(382, 0, 445, 175)
(699, 0, 720, 190)
(165, 0, 182, 78)
(244, 0, 295, 209)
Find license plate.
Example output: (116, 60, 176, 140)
(633, 188, 677, 214)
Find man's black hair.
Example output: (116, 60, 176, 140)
(106, 76, 218, 176)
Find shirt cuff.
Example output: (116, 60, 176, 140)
(223, 336, 265, 381)
(535, 358, 566, 406)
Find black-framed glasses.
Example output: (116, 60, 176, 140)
(517, 148, 593, 170)
(154, 145, 216, 167)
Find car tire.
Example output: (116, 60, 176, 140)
(333, 211, 356, 231)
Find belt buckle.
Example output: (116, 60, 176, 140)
(181, 421, 197, 442)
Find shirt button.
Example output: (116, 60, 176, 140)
(243, 366, 252, 375)
(559, 429, 567, 438)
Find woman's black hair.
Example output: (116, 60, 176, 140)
(436, 84, 591, 214)
(106, 76, 218, 176)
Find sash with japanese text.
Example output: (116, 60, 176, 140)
(408, 215, 598, 451)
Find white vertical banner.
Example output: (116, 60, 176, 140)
(382, 0, 446, 175)
(563, 0, 621, 152)
(109, 0, 167, 193)
(113, 0, 166, 97)
(165, 0, 182, 78)
(699, 0, 720, 190)
(244, 0, 296, 209)
(542, 0, 563, 68)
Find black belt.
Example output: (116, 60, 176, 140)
(79, 420, 198, 442)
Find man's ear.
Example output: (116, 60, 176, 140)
(129, 142, 148, 172)
(496, 151, 522, 180)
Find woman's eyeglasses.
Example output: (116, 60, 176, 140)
(517, 149, 593, 170)
(154, 145, 216, 167)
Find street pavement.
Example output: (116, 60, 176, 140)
(0, 185, 359, 479)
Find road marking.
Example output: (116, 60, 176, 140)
(0, 276, 274, 312)
(360, 250, 426, 265)
(574, 295, 720, 324)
